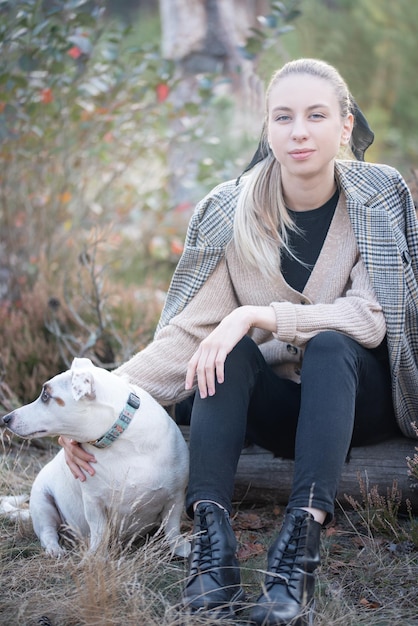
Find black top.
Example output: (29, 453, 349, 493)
(281, 189, 339, 293)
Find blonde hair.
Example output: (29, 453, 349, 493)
(233, 58, 351, 280)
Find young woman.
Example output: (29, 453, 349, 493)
(61, 59, 418, 625)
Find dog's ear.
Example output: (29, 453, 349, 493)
(71, 370, 96, 402)
(71, 357, 94, 370)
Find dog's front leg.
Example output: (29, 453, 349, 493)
(162, 498, 190, 558)
(83, 498, 108, 553)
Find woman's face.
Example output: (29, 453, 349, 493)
(267, 73, 353, 184)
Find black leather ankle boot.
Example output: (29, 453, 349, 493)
(182, 502, 245, 616)
(250, 508, 321, 626)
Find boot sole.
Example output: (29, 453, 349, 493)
(249, 599, 315, 626)
(183, 587, 246, 619)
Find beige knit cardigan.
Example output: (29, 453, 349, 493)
(116, 193, 385, 405)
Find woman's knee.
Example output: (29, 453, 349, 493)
(303, 331, 361, 373)
(305, 331, 357, 356)
(222, 335, 266, 385)
(226, 335, 263, 367)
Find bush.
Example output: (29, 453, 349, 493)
(0, 1, 203, 404)
(0, 228, 164, 410)
(0, 0, 178, 282)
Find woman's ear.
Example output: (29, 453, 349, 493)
(341, 113, 354, 146)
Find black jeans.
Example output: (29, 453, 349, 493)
(184, 332, 398, 521)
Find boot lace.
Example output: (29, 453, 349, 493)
(266, 516, 307, 589)
(190, 508, 221, 575)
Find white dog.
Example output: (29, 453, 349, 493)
(2, 358, 190, 558)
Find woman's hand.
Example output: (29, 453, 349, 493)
(58, 436, 97, 481)
(185, 305, 276, 399)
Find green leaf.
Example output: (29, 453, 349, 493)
(31, 125, 44, 137)
(70, 12, 98, 27)
(276, 25, 294, 35)
(3, 103, 18, 118)
(286, 9, 302, 22)
(257, 14, 278, 28)
(11, 26, 29, 40)
(237, 45, 256, 61)
(32, 20, 52, 37)
(100, 42, 119, 62)
(18, 53, 38, 72)
(248, 27, 267, 38)
(241, 35, 264, 59)
(64, 0, 91, 9)
(271, 1, 287, 12)
(183, 102, 200, 116)
(78, 76, 110, 96)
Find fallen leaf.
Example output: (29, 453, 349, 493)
(233, 512, 265, 530)
(328, 559, 348, 574)
(359, 597, 381, 610)
(237, 541, 265, 561)
(352, 535, 386, 550)
(328, 542, 344, 555)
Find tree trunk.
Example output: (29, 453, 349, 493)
(180, 427, 418, 512)
(158, 0, 267, 206)
(160, 0, 268, 82)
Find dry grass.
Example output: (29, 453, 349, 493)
(1, 432, 417, 626)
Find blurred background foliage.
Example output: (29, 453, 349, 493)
(277, 0, 418, 170)
(0, 0, 417, 407)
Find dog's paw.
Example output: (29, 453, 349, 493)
(45, 544, 67, 558)
(172, 537, 191, 559)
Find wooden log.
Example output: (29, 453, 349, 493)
(180, 427, 418, 512)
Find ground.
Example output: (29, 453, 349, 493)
(0, 432, 417, 626)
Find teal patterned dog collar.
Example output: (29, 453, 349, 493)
(90, 392, 140, 449)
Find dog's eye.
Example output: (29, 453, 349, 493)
(41, 389, 50, 403)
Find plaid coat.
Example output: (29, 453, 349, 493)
(156, 160, 418, 438)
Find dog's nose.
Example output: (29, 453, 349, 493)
(2, 413, 13, 426)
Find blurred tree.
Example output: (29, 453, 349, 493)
(160, 0, 268, 91)
(158, 0, 301, 204)
(0, 0, 182, 297)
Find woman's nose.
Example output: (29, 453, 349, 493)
(291, 117, 308, 140)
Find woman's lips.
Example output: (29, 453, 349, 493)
(289, 149, 315, 160)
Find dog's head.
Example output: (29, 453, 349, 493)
(2, 358, 129, 441)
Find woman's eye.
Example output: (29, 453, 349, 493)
(310, 113, 325, 120)
(275, 114, 291, 122)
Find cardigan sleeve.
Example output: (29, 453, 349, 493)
(114, 257, 239, 405)
(269, 253, 386, 349)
